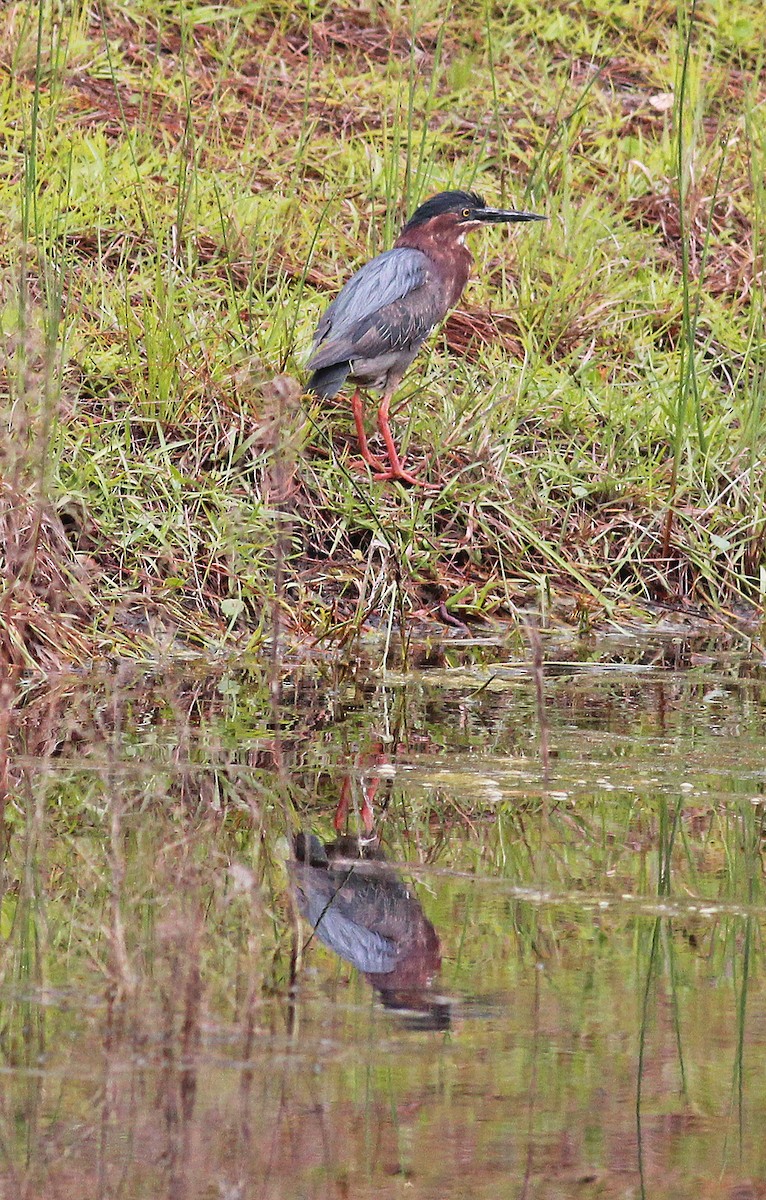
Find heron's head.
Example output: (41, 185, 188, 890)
(401, 190, 545, 242)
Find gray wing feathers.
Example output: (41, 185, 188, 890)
(308, 248, 436, 370)
(308, 903, 399, 974)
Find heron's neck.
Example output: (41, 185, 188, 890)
(395, 229, 473, 307)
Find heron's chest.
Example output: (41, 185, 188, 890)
(435, 246, 473, 308)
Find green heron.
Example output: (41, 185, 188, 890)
(292, 833, 448, 1028)
(306, 189, 545, 484)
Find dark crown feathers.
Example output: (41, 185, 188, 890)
(403, 190, 486, 230)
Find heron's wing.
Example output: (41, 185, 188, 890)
(293, 875, 400, 973)
(312, 248, 430, 346)
(307, 247, 441, 369)
(310, 905, 399, 974)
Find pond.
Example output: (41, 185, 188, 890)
(3, 623, 766, 1198)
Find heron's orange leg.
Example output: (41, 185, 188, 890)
(375, 391, 422, 486)
(334, 772, 376, 833)
(333, 775, 352, 832)
(350, 389, 387, 473)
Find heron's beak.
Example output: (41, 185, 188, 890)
(476, 208, 547, 223)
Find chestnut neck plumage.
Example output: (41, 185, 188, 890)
(395, 213, 473, 309)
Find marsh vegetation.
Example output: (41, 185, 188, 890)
(2, 0, 766, 666)
(3, 3, 766, 1196)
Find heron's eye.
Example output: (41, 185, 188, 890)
(462, 208, 471, 218)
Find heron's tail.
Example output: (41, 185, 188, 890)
(307, 361, 350, 400)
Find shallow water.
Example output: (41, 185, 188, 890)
(3, 628, 766, 1198)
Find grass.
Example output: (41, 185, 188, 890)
(2, 0, 766, 667)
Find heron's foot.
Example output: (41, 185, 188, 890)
(350, 453, 388, 474)
(351, 452, 429, 486)
(373, 463, 427, 487)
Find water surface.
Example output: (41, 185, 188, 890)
(4, 627, 766, 1198)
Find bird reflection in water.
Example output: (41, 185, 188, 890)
(291, 833, 450, 1031)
